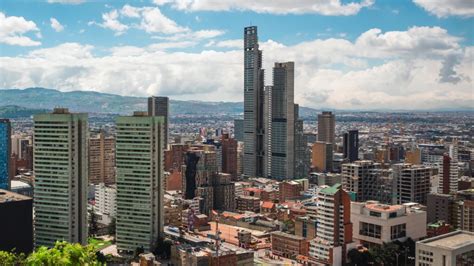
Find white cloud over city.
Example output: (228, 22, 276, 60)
(1, 26, 472, 110)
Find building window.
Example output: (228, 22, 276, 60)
(391, 224, 406, 240)
(360, 222, 381, 239)
(389, 212, 397, 218)
(369, 211, 381, 217)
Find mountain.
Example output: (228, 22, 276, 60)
(0, 87, 319, 117)
(0, 105, 50, 118)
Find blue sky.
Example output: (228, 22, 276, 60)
(0, 0, 473, 110)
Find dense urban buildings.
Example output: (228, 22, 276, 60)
(33, 108, 88, 247)
(0, 119, 11, 190)
(115, 112, 164, 253)
(243, 26, 265, 178)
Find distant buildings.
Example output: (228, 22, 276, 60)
(88, 132, 115, 185)
(115, 111, 164, 253)
(351, 201, 427, 247)
(317, 111, 335, 145)
(243, 26, 265, 178)
(0, 119, 10, 190)
(416, 230, 474, 266)
(33, 108, 88, 247)
(309, 184, 353, 266)
(0, 189, 33, 254)
(148, 96, 169, 148)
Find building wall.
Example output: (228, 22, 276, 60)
(148, 96, 169, 148)
(317, 112, 335, 145)
(0, 191, 33, 253)
(0, 119, 11, 190)
(89, 133, 115, 185)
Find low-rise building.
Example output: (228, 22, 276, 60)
(236, 196, 260, 213)
(351, 201, 426, 247)
(271, 231, 308, 259)
(416, 230, 474, 266)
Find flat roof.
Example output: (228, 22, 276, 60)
(272, 231, 305, 241)
(419, 231, 474, 250)
(0, 189, 32, 203)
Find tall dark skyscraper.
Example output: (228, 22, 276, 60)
(148, 96, 169, 148)
(243, 26, 265, 177)
(317, 111, 335, 145)
(271, 62, 295, 179)
(0, 119, 11, 190)
(343, 130, 359, 162)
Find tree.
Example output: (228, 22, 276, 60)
(26, 241, 101, 265)
(89, 209, 99, 237)
(0, 250, 26, 265)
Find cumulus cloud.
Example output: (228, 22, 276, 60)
(0, 12, 41, 46)
(1, 27, 472, 110)
(413, 0, 474, 18)
(153, 0, 375, 15)
(97, 9, 128, 35)
(50, 18, 64, 32)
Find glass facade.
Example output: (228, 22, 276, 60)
(0, 120, 10, 190)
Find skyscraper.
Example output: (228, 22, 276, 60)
(0, 119, 11, 190)
(263, 85, 272, 178)
(148, 96, 169, 148)
(89, 132, 115, 185)
(243, 26, 265, 178)
(33, 108, 88, 247)
(115, 111, 164, 253)
(221, 133, 238, 180)
(317, 111, 335, 145)
(439, 144, 459, 194)
(271, 62, 295, 180)
(343, 130, 359, 162)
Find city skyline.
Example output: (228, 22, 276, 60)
(0, 0, 473, 110)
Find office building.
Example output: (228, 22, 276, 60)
(94, 183, 116, 218)
(243, 26, 265, 178)
(148, 96, 169, 148)
(309, 184, 353, 266)
(33, 108, 88, 247)
(427, 193, 456, 224)
(456, 189, 474, 232)
(351, 201, 427, 247)
(221, 133, 238, 180)
(0, 119, 11, 190)
(416, 231, 474, 266)
(317, 111, 335, 145)
(263, 85, 272, 178)
(0, 189, 33, 253)
(439, 144, 459, 194)
(343, 130, 359, 162)
(233, 119, 244, 142)
(115, 112, 164, 253)
(270, 62, 295, 180)
(89, 132, 116, 185)
(312, 141, 333, 172)
(294, 115, 310, 178)
(393, 163, 433, 205)
(213, 173, 235, 211)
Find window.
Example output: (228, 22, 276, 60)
(369, 211, 381, 217)
(389, 212, 397, 218)
(360, 222, 381, 239)
(391, 224, 406, 240)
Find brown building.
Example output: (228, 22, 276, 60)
(164, 144, 189, 172)
(236, 195, 260, 213)
(271, 231, 309, 259)
(295, 216, 317, 240)
(405, 148, 421, 164)
(427, 221, 451, 238)
(312, 141, 333, 172)
(221, 133, 238, 180)
(88, 132, 115, 184)
(213, 173, 235, 212)
(427, 193, 455, 224)
(317, 111, 335, 145)
(279, 180, 303, 202)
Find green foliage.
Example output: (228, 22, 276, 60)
(26, 241, 101, 265)
(346, 238, 416, 266)
(0, 250, 26, 265)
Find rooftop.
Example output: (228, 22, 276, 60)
(272, 231, 305, 241)
(319, 183, 341, 195)
(418, 231, 474, 250)
(0, 189, 31, 203)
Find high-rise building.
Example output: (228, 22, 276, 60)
(115, 111, 164, 253)
(263, 85, 272, 178)
(0, 119, 11, 190)
(309, 184, 353, 266)
(213, 173, 235, 211)
(33, 108, 88, 247)
(393, 164, 433, 205)
(221, 133, 238, 180)
(148, 96, 169, 148)
(88, 132, 116, 185)
(94, 183, 116, 218)
(317, 111, 335, 145)
(270, 62, 295, 180)
(294, 116, 310, 178)
(312, 141, 333, 172)
(233, 119, 244, 142)
(343, 130, 359, 162)
(439, 144, 459, 194)
(243, 26, 265, 178)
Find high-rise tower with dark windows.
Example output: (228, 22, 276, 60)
(0, 119, 11, 190)
(148, 96, 169, 148)
(343, 130, 359, 162)
(243, 26, 265, 177)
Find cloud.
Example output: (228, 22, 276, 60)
(206, 39, 241, 48)
(98, 9, 128, 35)
(1, 27, 472, 110)
(0, 12, 41, 46)
(50, 18, 64, 32)
(153, 0, 375, 15)
(413, 0, 474, 18)
(47, 0, 85, 4)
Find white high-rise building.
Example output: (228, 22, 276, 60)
(94, 183, 116, 217)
